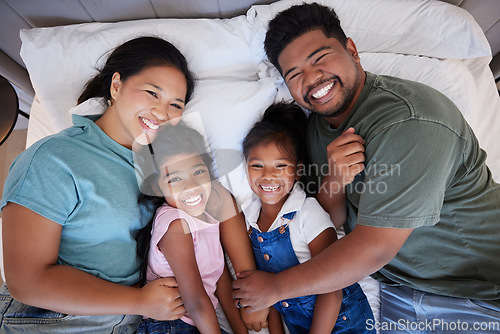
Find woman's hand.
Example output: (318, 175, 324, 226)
(137, 277, 185, 320)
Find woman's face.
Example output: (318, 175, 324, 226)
(103, 65, 188, 149)
(159, 153, 212, 219)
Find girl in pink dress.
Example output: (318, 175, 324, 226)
(136, 122, 246, 334)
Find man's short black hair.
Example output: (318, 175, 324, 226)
(264, 2, 348, 74)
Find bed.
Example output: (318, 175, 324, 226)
(15, 0, 500, 332)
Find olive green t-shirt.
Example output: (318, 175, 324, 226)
(306, 72, 500, 302)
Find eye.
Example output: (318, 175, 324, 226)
(167, 176, 181, 184)
(276, 164, 289, 168)
(171, 103, 184, 110)
(314, 52, 330, 64)
(250, 164, 263, 169)
(194, 168, 207, 176)
(147, 90, 158, 98)
(287, 72, 300, 82)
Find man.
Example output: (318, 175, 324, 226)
(233, 3, 500, 332)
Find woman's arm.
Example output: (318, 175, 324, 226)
(2, 202, 185, 320)
(159, 218, 220, 333)
(215, 263, 248, 334)
(307, 228, 342, 334)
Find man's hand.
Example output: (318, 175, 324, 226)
(232, 271, 280, 313)
(325, 127, 365, 188)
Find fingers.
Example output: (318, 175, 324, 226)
(156, 276, 179, 288)
(235, 270, 254, 279)
(166, 303, 186, 320)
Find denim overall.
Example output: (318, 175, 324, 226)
(249, 212, 375, 334)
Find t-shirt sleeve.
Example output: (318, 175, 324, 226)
(1, 140, 79, 225)
(299, 197, 335, 244)
(151, 207, 193, 248)
(354, 119, 465, 229)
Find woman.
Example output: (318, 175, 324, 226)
(0, 36, 259, 333)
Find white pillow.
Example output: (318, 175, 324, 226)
(183, 77, 280, 206)
(20, 15, 260, 125)
(247, 0, 491, 64)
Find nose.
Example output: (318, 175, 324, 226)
(262, 166, 277, 180)
(183, 175, 202, 192)
(151, 105, 183, 125)
(303, 66, 322, 88)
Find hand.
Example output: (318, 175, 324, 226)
(325, 127, 365, 188)
(232, 270, 279, 313)
(239, 307, 270, 332)
(138, 277, 186, 320)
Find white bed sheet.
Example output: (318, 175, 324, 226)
(20, 0, 500, 332)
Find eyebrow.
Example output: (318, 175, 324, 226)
(283, 46, 331, 80)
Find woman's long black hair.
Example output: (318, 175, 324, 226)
(78, 36, 195, 105)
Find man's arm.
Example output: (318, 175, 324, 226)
(233, 224, 412, 312)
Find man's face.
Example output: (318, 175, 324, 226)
(277, 29, 364, 125)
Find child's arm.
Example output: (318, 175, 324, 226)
(159, 218, 220, 334)
(207, 180, 255, 274)
(215, 263, 248, 334)
(307, 227, 343, 334)
(267, 307, 285, 334)
(207, 180, 271, 328)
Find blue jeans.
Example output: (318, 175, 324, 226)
(379, 283, 500, 333)
(249, 216, 375, 334)
(0, 283, 142, 333)
(137, 318, 230, 334)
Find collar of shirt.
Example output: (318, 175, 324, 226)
(243, 183, 306, 231)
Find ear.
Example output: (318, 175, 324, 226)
(345, 37, 361, 63)
(110, 72, 122, 100)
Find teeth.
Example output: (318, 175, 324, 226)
(141, 117, 159, 130)
(182, 194, 202, 207)
(260, 185, 280, 192)
(312, 82, 334, 99)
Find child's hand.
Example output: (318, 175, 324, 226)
(138, 277, 186, 320)
(239, 306, 270, 332)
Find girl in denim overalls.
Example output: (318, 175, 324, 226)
(241, 102, 375, 334)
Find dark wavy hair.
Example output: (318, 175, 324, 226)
(78, 36, 195, 105)
(243, 102, 308, 165)
(264, 2, 348, 74)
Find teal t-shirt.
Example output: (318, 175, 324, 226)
(306, 72, 500, 302)
(1, 114, 153, 285)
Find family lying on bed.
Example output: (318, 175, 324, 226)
(1, 3, 499, 334)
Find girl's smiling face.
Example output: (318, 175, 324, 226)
(159, 153, 212, 219)
(100, 65, 188, 149)
(246, 141, 298, 208)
